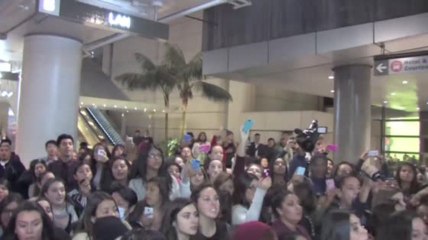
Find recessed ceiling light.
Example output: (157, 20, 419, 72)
(391, 92, 396, 96)
(328, 75, 334, 80)
(114, 105, 117, 108)
(153, 109, 157, 112)
(80, 102, 83, 105)
(402, 80, 408, 84)
(124, 106, 128, 109)
(143, 108, 147, 112)
(134, 107, 138, 110)
(330, 90, 335, 93)
(103, 104, 106, 107)
(383, 100, 388, 104)
(417, 107, 420, 111)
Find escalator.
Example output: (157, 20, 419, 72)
(79, 107, 124, 145)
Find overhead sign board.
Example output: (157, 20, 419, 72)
(37, 0, 168, 40)
(374, 55, 428, 76)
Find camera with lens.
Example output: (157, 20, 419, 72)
(294, 120, 320, 153)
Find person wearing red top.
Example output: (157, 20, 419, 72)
(270, 189, 312, 240)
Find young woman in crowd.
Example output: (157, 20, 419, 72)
(167, 162, 182, 181)
(333, 162, 355, 180)
(270, 190, 312, 240)
(270, 155, 288, 186)
(111, 184, 138, 220)
(68, 162, 93, 216)
(213, 172, 234, 195)
(232, 172, 271, 226)
(190, 169, 208, 191)
(0, 179, 10, 203)
(321, 210, 368, 240)
(73, 191, 123, 240)
(129, 146, 190, 201)
(191, 184, 229, 240)
(205, 146, 225, 182)
(376, 210, 427, 240)
(160, 198, 199, 240)
(110, 156, 131, 188)
(3, 201, 55, 240)
(293, 182, 317, 240)
(0, 193, 23, 237)
(90, 143, 111, 191)
(27, 159, 47, 198)
(396, 162, 422, 197)
(193, 132, 211, 165)
(112, 144, 127, 158)
(128, 177, 170, 231)
(35, 198, 71, 240)
(41, 178, 78, 233)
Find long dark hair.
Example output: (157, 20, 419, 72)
(146, 177, 171, 207)
(320, 210, 351, 240)
(3, 201, 55, 240)
(395, 162, 419, 195)
(160, 198, 196, 240)
(40, 178, 68, 205)
(29, 159, 47, 180)
(269, 153, 288, 185)
(232, 172, 258, 208)
(0, 193, 23, 228)
(100, 157, 131, 192)
(376, 210, 418, 240)
(130, 146, 166, 182)
(74, 191, 118, 237)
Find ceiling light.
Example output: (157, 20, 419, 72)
(134, 107, 138, 110)
(328, 75, 334, 80)
(391, 92, 396, 96)
(143, 108, 147, 112)
(80, 102, 84, 105)
(383, 100, 388, 104)
(402, 80, 408, 84)
(153, 109, 157, 112)
(162, 109, 165, 113)
(330, 90, 335, 93)
(417, 107, 420, 111)
(124, 106, 128, 109)
(126, 110, 129, 113)
(114, 105, 117, 108)
(6, 92, 13, 98)
(103, 104, 106, 107)
(0, 73, 3, 79)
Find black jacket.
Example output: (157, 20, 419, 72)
(0, 153, 25, 193)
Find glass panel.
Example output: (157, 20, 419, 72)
(384, 137, 419, 153)
(385, 153, 419, 163)
(385, 121, 420, 136)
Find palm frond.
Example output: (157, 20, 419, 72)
(115, 73, 157, 91)
(182, 52, 202, 82)
(162, 43, 186, 71)
(135, 53, 156, 71)
(195, 81, 233, 102)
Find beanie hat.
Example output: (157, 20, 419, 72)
(232, 221, 274, 240)
(93, 216, 128, 240)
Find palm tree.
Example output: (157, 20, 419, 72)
(116, 43, 232, 141)
(162, 43, 233, 137)
(115, 52, 175, 141)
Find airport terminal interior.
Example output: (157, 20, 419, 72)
(1, 0, 428, 240)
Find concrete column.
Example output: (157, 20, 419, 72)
(333, 64, 371, 163)
(16, 35, 82, 165)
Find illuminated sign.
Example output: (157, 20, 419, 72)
(38, 0, 60, 16)
(108, 12, 131, 29)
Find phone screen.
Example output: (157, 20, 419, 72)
(263, 169, 270, 178)
(368, 150, 379, 157)
(326, 179, 336, 191)
(191, 159, 201, 172)
(295, 166, 306, 176)
(144, 207, 154, 218)
(242, 119, 255, 134)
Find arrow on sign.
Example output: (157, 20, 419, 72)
(376, 63, 387, 73)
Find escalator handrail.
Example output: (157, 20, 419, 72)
(86, 107, 116, 144)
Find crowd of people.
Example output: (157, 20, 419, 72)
(0, 125, 427, 240)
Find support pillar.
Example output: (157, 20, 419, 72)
(16, 35, 82, 165)
(333, 64, 371, 163)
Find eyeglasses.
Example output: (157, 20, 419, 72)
(148, 153, 162, 159)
